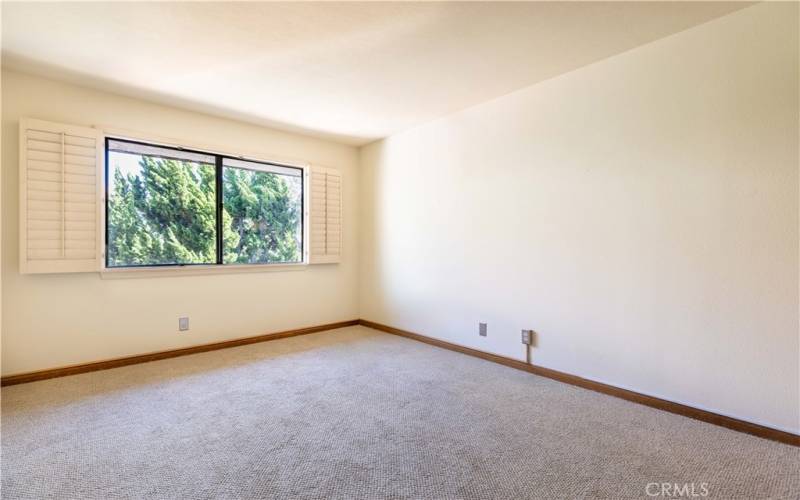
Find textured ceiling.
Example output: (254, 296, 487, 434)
(2, 2, 750, 145)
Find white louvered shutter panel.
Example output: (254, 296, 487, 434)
(19, 118, 103, 274)
(309, 166, 342, 264)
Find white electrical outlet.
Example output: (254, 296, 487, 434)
(179, 317, 189, 331)
(479, 322, 487, 337)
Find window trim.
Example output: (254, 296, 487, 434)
(103, 136, 309, 273)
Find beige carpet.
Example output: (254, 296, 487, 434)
(2, 326, 798, 499)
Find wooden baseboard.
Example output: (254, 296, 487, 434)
(5, 317, 797, 446)
(0, 320, 359, 387)
(358, 319, 800, 447)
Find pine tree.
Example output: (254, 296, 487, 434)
(222, 168, 301, 264)
(107, 155, 300, 267)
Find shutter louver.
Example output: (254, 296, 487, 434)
(309, 166, 342, 264)
(20, 118, 103, 274)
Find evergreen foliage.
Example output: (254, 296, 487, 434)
(108, 154, 301, 267)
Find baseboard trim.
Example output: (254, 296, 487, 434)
(5, 318, 797, 446)
(0, 320, 359, 387)
(358, 319, 800, 447)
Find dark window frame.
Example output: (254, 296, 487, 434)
(104, 137, 305, 269)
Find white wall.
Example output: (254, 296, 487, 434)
(359, 3, 799, 433)
(1, 70, 359, 375)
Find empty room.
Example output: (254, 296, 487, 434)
(1, 1, 798, 499)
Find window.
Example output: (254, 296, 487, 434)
(222, 158, 303, 264)
(106, 138, 303, 268)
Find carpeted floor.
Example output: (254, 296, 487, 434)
(1, 326, 798, 499)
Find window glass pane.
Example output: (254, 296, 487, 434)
(222, 158, 303, 264)
(107, 140, 217, 267)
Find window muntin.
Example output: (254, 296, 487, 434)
(105, 138, 304, 268)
